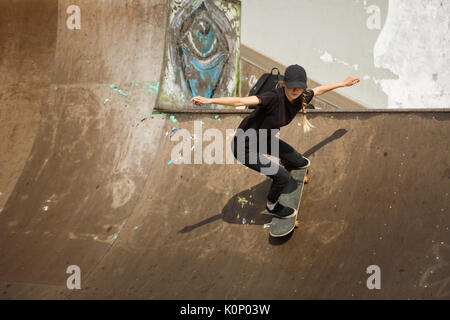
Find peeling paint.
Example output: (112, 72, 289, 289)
(374, 0, 450, 108)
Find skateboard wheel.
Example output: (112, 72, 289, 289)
(295, 221, 300, 228)
(304, 176, 309, 184)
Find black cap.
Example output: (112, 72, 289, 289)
(284, 64, 307, 89)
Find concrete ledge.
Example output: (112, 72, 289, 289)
(154, 108, 450, 114)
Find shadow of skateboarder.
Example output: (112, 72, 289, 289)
(177, 129, 348, 243)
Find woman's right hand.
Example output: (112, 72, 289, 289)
(190, 96, 212, 106)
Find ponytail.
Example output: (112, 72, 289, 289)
(300, 92, 315, 133)
(279, 81, 315, 133)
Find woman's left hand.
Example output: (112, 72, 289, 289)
(343, 77, 360, 87)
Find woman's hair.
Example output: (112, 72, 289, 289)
(276, 79, 284, 89)
(278, 80, 314, 132)
(277, 80, 306, 112)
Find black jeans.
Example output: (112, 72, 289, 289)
(231, 131, 307, 203)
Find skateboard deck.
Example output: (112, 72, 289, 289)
(269, 168, 308, 237)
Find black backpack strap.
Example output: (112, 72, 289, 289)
(248, 73, 270, 96)
(271, 68, 283, 85)
(247, 67, 282, 109)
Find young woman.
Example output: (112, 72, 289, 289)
(191, 64, 360, 219)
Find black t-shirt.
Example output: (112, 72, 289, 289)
(237, 87, 314, 131)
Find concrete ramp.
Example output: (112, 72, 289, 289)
(1, 0, 449, 299)
(0, 0, 167, 298)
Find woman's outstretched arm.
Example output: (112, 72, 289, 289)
(190, 96, 261, 107)
(313, 76, 360, 96)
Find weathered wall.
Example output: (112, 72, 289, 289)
(241, 0, 449, 109)
(373, 1, 450, 109)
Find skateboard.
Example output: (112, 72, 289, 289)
(269, 168, 309, 237)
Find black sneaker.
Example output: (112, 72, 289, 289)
(266, 202, 297, 219)
(281, 157, 310, 171)
(298, 157, 310, 169)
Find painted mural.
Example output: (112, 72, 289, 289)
(157, 0, 241, 110)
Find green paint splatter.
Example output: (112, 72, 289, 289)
(237, 197, 248, 208)
(144, 82, 160, 93)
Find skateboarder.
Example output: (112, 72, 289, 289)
(191, 64, 359, 219)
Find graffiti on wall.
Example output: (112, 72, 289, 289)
(157, 0, 241, 110)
